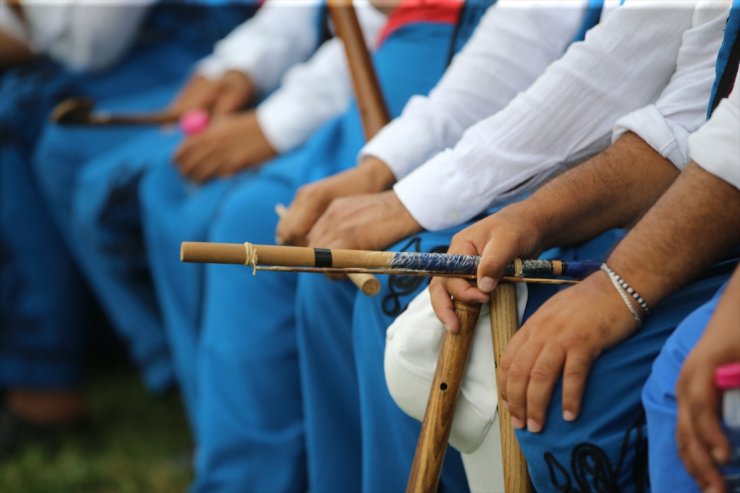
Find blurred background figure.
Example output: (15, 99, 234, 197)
(0, 0, 254, 484)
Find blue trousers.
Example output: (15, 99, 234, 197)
(152, 20, 466, 492)
(515, 255, 732, 492)
(642, 283, 728, 492)
(1, 60, 91, 390)
(344, 222, 730, 492)
(291, 21, 480, 492)
(27, 4, 254, 393)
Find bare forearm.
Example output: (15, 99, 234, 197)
(513, 132, 679, 250)
(0, 29, 32, 68)
(609, 163, 740, 307)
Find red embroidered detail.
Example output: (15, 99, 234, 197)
(376, 0, 464, 47)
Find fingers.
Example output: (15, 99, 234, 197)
(212, 88, 246, 115)
(560, 351, 594, 422)
(276, 185, 330, 246)
(176, 139, 220, 182)
(677, 401, 726, 492)
(429, 278, 463, 333)
(676, 365, 729, 491)
(525, 346, 566, 432)
(504, 338, 541, 430)
(476, 228, 524, 294)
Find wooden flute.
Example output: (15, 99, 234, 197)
(180, 241, 599, 280)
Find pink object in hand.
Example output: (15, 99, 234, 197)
(180, 109, 210, 135)
(716, 363, 740, 390)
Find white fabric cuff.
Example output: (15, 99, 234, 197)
(384, 285, 527, 455)
(689, 97, 740, 190)
(394, 149, 483, 231)
(359, 100, 442, 180)
(612, 104, 691, 169)
(195, 56, 228, 80)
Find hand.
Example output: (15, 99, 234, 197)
(676, 277, 740, 493)
(305, 190, 422, 251)
(429, 204, 547, 333)
(173, 111, 277, 183)
(169, 70, 255, 116)
(276, 157, 395, 246)
(497, 272, 639, 434)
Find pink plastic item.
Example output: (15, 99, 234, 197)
(716, 362, 740, 390)
(180, 109, 210, 135)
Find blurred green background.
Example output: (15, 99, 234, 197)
(0, 366, 192, 493)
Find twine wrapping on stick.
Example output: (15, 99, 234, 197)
(243, 243, 259, 275)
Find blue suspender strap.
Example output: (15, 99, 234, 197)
(708, 5, 740, 117)
(448, 0, 498, 57)
(315, 0, 333, 47)
(572, 0, 605, 43)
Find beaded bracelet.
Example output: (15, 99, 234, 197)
(601, 264, 642, 328)
(600, 263, 651, 315)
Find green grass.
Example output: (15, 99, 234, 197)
(0, 368, 193, 493)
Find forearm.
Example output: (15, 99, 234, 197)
(512, 132, 679, 251)
(0, 29, 32, 68)
(608, 163, 740, 308)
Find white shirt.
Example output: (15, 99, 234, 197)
(196, 1, 325, 94)
(389, 0, 730, 231)
(361, 0, 591, 180)
(252, 2, 386, 153)
(689, 68, 740, 190)
(0, 1, 155, 71)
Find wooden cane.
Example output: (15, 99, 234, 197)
(407, 300, 481, 493)
(324, 0, 390, 295)
(50, 97, 210, 135)
(490, 284, 533, 493)
(51, 97, 182, 125)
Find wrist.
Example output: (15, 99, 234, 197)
(591, 270, 642, 333)
(359, 156, 396, 192)
(499, 200, 550, 255)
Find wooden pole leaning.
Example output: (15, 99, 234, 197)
(324, 0, 390, 296)
(406, 300, 482, 493)
(490, 284, 533, 493)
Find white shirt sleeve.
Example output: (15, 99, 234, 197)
(255, 3, 387, 153)
(394, 1, 705, 231)
(360, 0, 589, 180)
(17, 1, 155, 71)
(689, 69, 740, 190)
(612, 1, 731, 169)
(196, 0, 323, 94)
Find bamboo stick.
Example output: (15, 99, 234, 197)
(406, 300, 482, 493)
(490, 284, 533, 493)
(180, 242, 597, 280)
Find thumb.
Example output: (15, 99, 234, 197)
(476, 230, 522, 294)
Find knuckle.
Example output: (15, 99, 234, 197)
(507, 363, 526, 381)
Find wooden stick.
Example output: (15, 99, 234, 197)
(252, 266, 577, 285)
(490, 284, 533, 493)
(51, 97, 182, 126)
(406, 300, 482, 493)
(327, 0, 391, 139)
(273, 205, 380, 296)
(180, 242, 597, 280)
